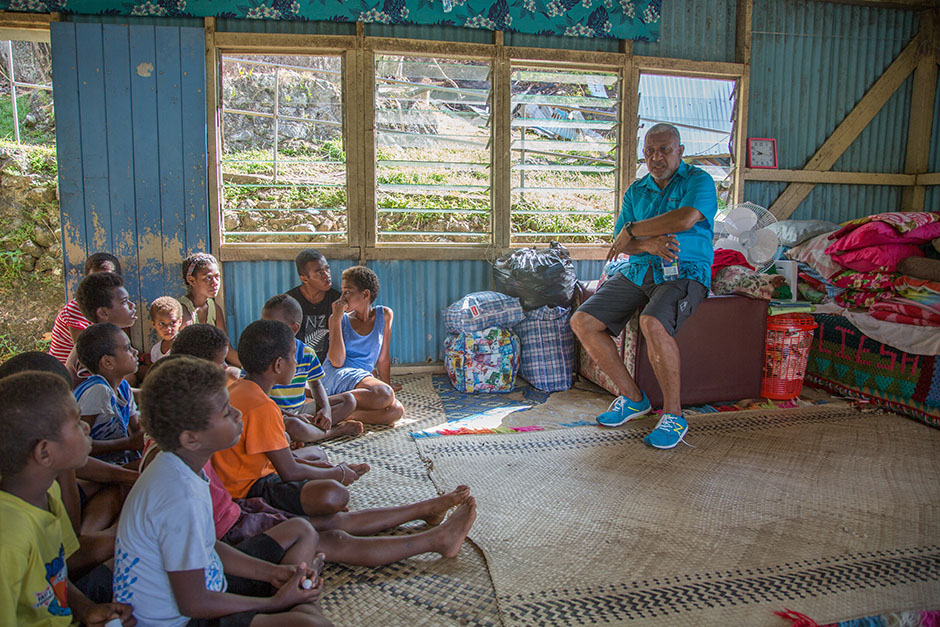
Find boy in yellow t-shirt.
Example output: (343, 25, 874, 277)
(0, 371, 134, 626)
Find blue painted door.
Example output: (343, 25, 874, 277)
(51, 22, 208, 348)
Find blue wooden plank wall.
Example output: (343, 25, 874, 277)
(51, 23, 209, 348)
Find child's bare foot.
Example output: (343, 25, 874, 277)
(423, 485, 471, 526)
(433, 496, 476, 558)
(326, 420, 364, 440)
(348, 463, 370, 480)
(294, 446, 329, 464)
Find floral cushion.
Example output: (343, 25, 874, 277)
(828, 270, 900, 291)
(712, 265, 777, 300)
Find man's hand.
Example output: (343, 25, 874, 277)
(606, 227, 632, 262)
(643, 234, 679, 261)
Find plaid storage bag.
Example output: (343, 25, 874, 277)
(444, 291, 525, 334)
(444, 326, 521, 393)
(514, 305, 575, 392)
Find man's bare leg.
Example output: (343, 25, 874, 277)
(570, 311, 643, 401)
(639, 314, 681, 415)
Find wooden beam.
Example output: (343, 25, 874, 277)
(492, 32, 511, 250)
(205, 17, 223, 258)
(214, 32, 355, 52)
(916, 172, 940, 185)
(219, 244, 361, 262)
(745, 168, 916, 185)
(619, 46, 640, 203)
(735, 0, 753, 65)
(507, 46, 624, 68)
(901, 10, 938, 211)
(357, 25, 375, 263)
(633, 56, 745, 78)
(769, 31, 923, 219)
(732, 0, 753, 205)
(366, 37, 494, 60)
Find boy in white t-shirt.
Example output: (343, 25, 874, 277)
(113, 355, 330, 627)
(148, 297, 183, 364)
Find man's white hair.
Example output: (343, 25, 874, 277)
(646, 123, 681, 144)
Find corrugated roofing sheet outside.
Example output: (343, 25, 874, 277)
(638, 74, 734, 157)
(745, 0, 918, 220)
(633, 0, 736, 63)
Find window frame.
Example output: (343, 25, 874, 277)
(208, 32, 748, 263)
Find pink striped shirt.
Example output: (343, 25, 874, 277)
(49, 299, 90, 364)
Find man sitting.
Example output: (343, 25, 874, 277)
(571, 123, 718, 449)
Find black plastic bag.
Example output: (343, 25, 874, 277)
(492, 242, 578, 310)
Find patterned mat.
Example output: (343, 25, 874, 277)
(415, 403, 940, 626)
(316, 374, 501, 626)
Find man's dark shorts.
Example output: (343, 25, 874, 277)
(578, 267, 708, 337)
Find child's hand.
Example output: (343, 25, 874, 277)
(331, 296, 347, 318)
(337, 462, 371, 485)
(270, 562, 323, 610)
(312, 409, 332, 431)
(128, 430, 145, 451)
(82, 602, 136, 626)
(270, 553, 325, 589)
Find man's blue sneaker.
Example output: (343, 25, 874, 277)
(643, 413, 689, 449)
(596, 392, 651, 427)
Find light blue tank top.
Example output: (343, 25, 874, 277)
(339, 306, 385, 372)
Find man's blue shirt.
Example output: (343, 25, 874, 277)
(611, 160, 718, 289)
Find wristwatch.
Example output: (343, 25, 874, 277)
(623, 221, 635, 238)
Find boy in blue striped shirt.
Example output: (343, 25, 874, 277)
(261, 294, 361, 444)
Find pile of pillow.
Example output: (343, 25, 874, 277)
(783, 212, 940, 322)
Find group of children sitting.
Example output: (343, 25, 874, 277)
(1, 249, 476, 626)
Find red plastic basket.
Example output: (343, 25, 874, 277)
(761, 313, 818, 400)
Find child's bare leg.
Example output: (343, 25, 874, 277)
(80, 484, 124, 533)
(299, 480, 350, 517)
(67, 528, 117, 578)
(319, 393, 363, 438)
(251, 605, 333, 627)
(293, 446, 329, 464)
(317, 496, 476, 565)
(262, 518, 320, 567)
(342, 378, 403, 426)
(309, 486, 469, 535)
(285, 416, 327, 444)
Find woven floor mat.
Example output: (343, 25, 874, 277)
(316, 374, 501, 626)
(415, 403, 940, 626)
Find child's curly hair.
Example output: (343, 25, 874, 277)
(149, 296, 182, 320)
(237, 320, 295, 375)
(141, 355, 227, 452)
(342, 266, 379, 303)
(75, 323, 125, 375)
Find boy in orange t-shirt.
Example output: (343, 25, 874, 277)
(211, 321, 369, 517)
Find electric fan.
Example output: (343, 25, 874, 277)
(713, 202, 781, 273)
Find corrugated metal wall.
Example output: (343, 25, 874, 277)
(224, 258, 607, 363)
(927, 80, 940, 211)
(51, 23, 208, 350)
(633, 0, 736, 63)
(745, 0, 920, 220)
